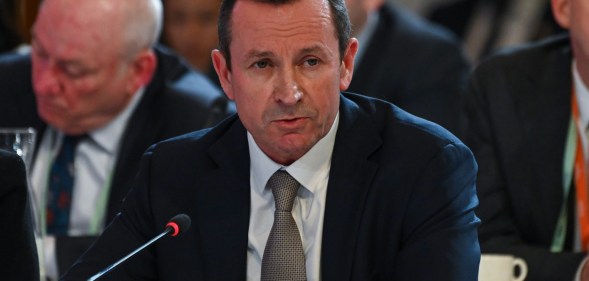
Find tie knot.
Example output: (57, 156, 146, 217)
(268, 170, 300, 212)
(62, 134, 85, 149)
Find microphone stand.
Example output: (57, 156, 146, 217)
(87, 227, 172, 281)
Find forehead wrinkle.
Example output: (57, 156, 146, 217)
(231, 0, 339, 64)
(244, 43, 333, 62)
(256, 14, 331, 37)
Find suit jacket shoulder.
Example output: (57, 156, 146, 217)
(350, 3, 470, 136)
(474, 33, 572, 85)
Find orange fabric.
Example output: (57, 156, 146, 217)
(573, 91, 589, 251)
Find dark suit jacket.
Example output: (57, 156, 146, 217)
(348, 3, 470, 136)
(62, 93, 480, 280)
(464, 34, 585, 280)
(0, 149, 40, 281)
(0, 45, 234, 275)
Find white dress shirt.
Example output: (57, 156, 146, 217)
(246, 113, 339, 281)
(31, 87, 145, 280)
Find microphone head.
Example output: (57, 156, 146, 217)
(165, 214, 191, 237)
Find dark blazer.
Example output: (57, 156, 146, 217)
(63, 93, 480, 281)
(0, 45, 234, 275)
(464, 34, 585, 280)
(348, 3, 470, 136)
(0, 149, 40, 281)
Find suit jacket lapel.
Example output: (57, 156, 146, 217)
(321, 95, 381, 280)
(197, 118, 251, 279)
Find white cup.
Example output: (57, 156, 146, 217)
(479, 254, 527, 281)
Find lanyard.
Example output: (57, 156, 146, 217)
(552, 90, 589, 252)
(551, 114, 576, 252)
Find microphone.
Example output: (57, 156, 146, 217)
(87, 214, 191, 281)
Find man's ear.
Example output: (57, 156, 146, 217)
(551, 0, 571, 29)
(339, 38, 359, 91)
(126, 49, 157, 95)
(212, 49, 234, 100)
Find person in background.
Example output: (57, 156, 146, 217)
(345, 0, 470, 136)
(465, 0, 589, 279)
(0, 149, 39, 281)
(62, 0, 480, 279)
(160, 0, 221, 84)
(0, 0, 232, 279)
(427, 0, 563, 62)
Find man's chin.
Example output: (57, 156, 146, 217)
(39, 114, 78, 134)
(278, 137, 315, 158)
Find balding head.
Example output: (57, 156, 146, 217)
(38, 0, 162, 59)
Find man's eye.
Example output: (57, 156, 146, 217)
(61, 65, 96, 80)
(63, 68, 88, 79)
(254, 61, 269, 69)
(305, 58, 318, 66)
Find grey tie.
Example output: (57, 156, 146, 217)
(261, 170, 307, 281)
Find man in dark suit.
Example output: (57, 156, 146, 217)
(62, 0, 480, 279)
(464, 0, 589, 279)
(0, 0, 232, 279)
(345, 0, 470, 136)
(0, 149, 39, 281)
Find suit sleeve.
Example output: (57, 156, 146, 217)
(464, 69, 585, 281)
(0, 151, 40, 281)
(394, 141, 480, 281)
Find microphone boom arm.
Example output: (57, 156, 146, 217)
(87, 227, 172, 280)
(86, 213, 190, 280)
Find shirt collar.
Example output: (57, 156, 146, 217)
(573, 60, 589, 130)
(249, 112, 340, 194)
(88, 86, 146, 155)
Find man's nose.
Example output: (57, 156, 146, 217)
(274, 68, 303, 105)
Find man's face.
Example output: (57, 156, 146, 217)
(30, 1, 135, 135)
(163, 0, 220, 72)
(213, 0, 357, 165)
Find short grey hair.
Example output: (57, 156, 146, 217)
(121, 0, 163, 58)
